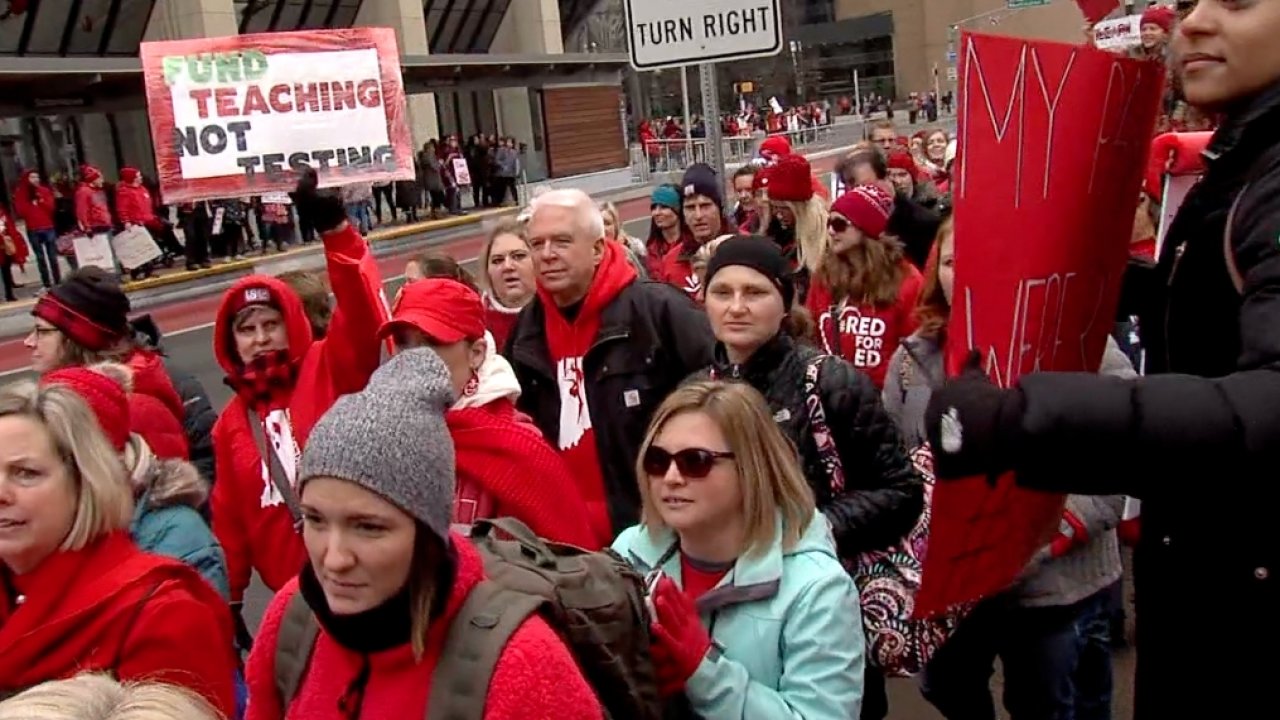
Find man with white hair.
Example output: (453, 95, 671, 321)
(505, 188, 713, 546)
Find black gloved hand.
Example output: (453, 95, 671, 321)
(924, 351, 1026, 485)
(230, 600, 254, 654)
(293, 169, 347, 234)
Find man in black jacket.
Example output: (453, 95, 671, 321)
(837, 147, 941, 269)
(506, 188, 714, 544)
(923, 5, 1280, 716)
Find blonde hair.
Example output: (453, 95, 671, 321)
(599, 201, 623, 240)
(691, 234, 734, 272)
(779, 197, 831, 274)
(0, 381, 133, 551)
(636, 381, 815, 557)
(0, 674, 223, 720)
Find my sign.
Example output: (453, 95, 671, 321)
(623, 0, 782, 70)
(140, 27, 415, 203)
(915, 31, 1164, 617)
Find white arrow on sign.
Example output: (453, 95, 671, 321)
(623, 0, 784, 71)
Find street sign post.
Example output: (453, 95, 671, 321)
(623, 0, 783, 71)
(1006, 0, 1050, 8)
(623, 0, 783, 188)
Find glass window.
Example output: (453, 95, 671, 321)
(471, 1, 508, 54)
(329, 1, 360, 28)
(24, 0, 72, 55)
(275, 0, 307, 31)
(66, 0, 113, 56)
(240, 0, 278, 34)
(106, 0, 155, 55)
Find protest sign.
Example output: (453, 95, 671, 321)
(1093, 14, 1141, 51)
(141, 27, 415, 203)
(111, 226, 163, 269)
(914, 31, 1163, 618)
(73, 233, 116, 271)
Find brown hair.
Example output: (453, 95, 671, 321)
(412, 252, 479, 292)
(276, 269, 332, 339)
(914, 215, 954, 341)
(817, 231, 908, 308)
(408, 529, 443, 660)
(479, 218, 529, 293)
(636, 381, 815, 557)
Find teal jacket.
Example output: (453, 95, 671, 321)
(130, 457, 230, 601)
(612, 511, 865, 719)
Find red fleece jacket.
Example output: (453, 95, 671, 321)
(244, 534, 603, 720)
(115, 184, 158, 226)
(210, 224, 388, 602)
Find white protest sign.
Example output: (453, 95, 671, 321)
(623, 0, 783, 70)
(1094, 15, 1142, 52)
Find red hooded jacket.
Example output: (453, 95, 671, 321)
(12, 170, 55, 232)
(659, 240, 702, 300)
(0, 207, 30, 266)
(115, 183, 158, 226)
(74, 182, 113, 230)
(244, 534, 603, 720)
(124, 348, 189, 460)
(210, 224, 388, 602)
(0, 532, 237, 716)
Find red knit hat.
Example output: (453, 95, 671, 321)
(41, 366, 131, 451)
(830, 184, 895, 239)
(79, 164, 102, 184)
(1141, 6, 1176, 33)
(752, 165, 772, 193)
(758, 135, 793, 162)
(768, 154, 814, 203)
(119, 167, 141, 184)
(887, 150, 919, 177)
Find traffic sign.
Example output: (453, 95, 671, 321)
(1006, 0, 1050, 8)
(623, 0, 783, 71)
(947, 50, 957, 63)
(947, 66, 958, 81)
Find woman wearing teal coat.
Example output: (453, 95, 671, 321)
(613, 380, 865, 719)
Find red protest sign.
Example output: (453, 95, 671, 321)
(915, 31, 1163, 618)
(140, 28, 416, 203)
(1077, 0, 1121, 24)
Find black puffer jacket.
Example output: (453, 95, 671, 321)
(699, 334, 923, 557)
(1012, 81, 1280, 719)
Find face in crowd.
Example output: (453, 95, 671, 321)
(704, 265, 787, 361)
(643, 408, 742, 548)
(233, 306, 289, 365)
(926, 131, 949, 164)
(650, 202, 680, 234)
(937, 222, 956, 307)
(1174, 0, 1280, 110)
(683, 195, 722, 243)
(887, 166, 915, 196)
(24, 321, 65, 374)
(733, 171, 756, 213)
(527, 190, 605, 308)
(827, 211, 868, 255)
(486, 231, 536, 309)
(871, 126, 897, 153)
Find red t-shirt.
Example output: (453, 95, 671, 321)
(680, 555, 731, 601)
(808, 263, 925, 389)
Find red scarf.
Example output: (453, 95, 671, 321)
(448, 400, 600, 548)
(224, 348, 298, 413)
(536, 242, 637, 543)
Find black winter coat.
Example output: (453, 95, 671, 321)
(700, 334, 923, 557)
(506, 280, 715, 538)
(162, 357, 218, 486)
(1012, 82, 1280, 718)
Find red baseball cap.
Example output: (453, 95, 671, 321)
(381, 278, 485, 344)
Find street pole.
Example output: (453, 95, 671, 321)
(680, 66, 693, 163)
(853, 69, 862, 115)
(699, 62, 726, 186)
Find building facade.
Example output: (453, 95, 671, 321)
(0, 0, 623, 196)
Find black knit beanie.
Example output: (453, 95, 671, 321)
(704, 236, 795, 311)
(680, 163, 723, 212)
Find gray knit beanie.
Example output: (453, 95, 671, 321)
(299, 348, 457, 542)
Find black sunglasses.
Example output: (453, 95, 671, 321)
(642, 446, 735, 479)
(828, 216, 851, 233)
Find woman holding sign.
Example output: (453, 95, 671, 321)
(924, 1, 1280, 717)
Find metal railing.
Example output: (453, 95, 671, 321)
(629, 118, 870, 184)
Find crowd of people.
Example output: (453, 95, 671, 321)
(0, 1, 1276, 718)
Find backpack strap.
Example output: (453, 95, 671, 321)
(426, 581, 546, 720)
(802, 356, 847, 496)
(273, 591, 320, 712)
(246, 407, 303, 530)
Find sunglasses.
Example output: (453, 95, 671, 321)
(828, 216, 851, 233)
(642, 446, 735, 479)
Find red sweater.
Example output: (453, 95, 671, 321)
(660, 241, 701, 300)
(0, 533, 237, 716)
(482, 293, 522, 352)
(211, 225, 388, 602)
(808, 263, 925, 389)
(244, 535, 603, 720)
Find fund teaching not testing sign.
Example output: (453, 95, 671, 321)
(140, 27, 416, 203)
(624, 0, 782, 70)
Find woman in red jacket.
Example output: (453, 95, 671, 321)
(115, 167, 181, 267)
(0, 205, 28, 303)
(74, 165, 112, 235)
(244, 349, 601, 719)
(0, 379, 236, 716)
(11, 170, 61, 288)
(210, 186, 388, 612)
(381, 277, 597, 547)
(807, 185, 924, 389)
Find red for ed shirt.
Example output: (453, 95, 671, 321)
(807, 263, 924, 388)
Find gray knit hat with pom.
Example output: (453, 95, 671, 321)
(299, 348, 458, 542)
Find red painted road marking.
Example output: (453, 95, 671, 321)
(0, 155, 843, 372)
